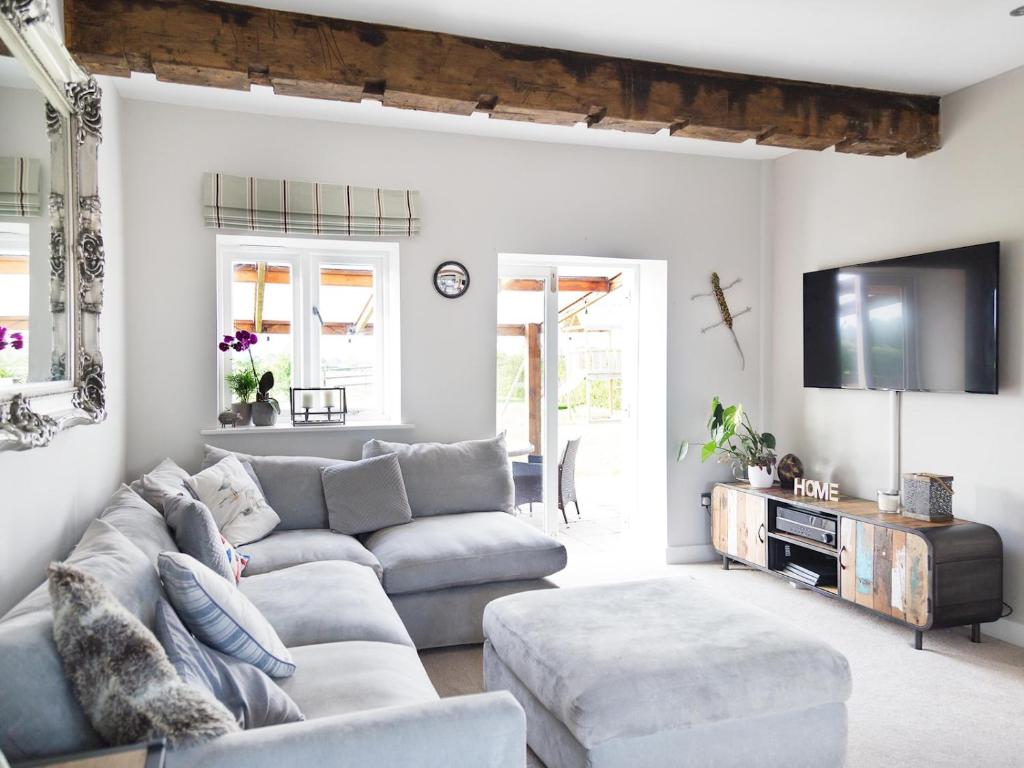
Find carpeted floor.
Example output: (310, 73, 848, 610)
(419, 560, 1024, 768)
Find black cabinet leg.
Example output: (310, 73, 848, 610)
(914, 630, 923, 650)
(722, 555, 730, 571)
(971, 623, 982, 643)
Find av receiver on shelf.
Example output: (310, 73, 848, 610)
(775, 505, 837, 547)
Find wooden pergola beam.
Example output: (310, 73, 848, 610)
(63, 0, 939, 157)
(0, 256, 29, 274)
(233, 264, 373, 287)
(500, 277, 612, 293)
(234, 319, 373, 335)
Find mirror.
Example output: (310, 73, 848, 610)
(0, 5, 107, 451)
(433, 260, 470, 299)
(0, 52, 70, 388)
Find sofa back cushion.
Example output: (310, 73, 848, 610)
(129, 457, 192, 513)
(362, 435, 514, 517)
(99, 484, 178, 565)
(203, 445, 345, 530)
(0, 518, 165, 762)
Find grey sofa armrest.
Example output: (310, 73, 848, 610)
(164, 692, 526, 768)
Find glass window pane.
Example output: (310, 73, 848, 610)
(0, 251, 29, 386)
(228, 261, 293, 412)
(318, 263, 379, 417)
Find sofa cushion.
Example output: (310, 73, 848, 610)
(0, 520, 167, 761)
(2, 517, 163, 626)
(322, 454, 412, 535)
(240, 529, 382, 578)
(187, 455, 281, 546)
(164, 495, 247, 583)
(362, 436, 514, 517)
(203, 444, 345, 530)
(278, 641, 438, 720)
(130, 458, 191, 513)
(98, 484, 179, 566)
(239, 561, 413, 648)
(159, 553, 295, 678)
(155, 600, 304, 729)
(363, 512, 567, 595)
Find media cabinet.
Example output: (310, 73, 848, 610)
(711, 483, 1003, 649)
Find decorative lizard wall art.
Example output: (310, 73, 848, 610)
(691, 272, 752, 370)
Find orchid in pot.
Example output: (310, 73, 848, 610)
(678, 396, 777, 488)
(217, 330, 280, 427)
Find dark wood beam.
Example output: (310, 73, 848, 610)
(63, 0, 940, 157)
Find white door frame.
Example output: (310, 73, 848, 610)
(498, 253, 667, 549)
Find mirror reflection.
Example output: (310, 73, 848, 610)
(0, 54, 69, 387)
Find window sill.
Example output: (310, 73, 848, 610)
(199, 422, 415, 436)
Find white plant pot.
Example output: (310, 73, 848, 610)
(747, 465, 774, 489)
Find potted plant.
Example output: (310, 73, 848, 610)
(217, 330, 280, 427)
(679, 396, 777, 489)
(224, 369, 257, 426)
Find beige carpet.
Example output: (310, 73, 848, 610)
(420, 560, 1024, 768)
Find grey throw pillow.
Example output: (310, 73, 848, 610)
(163, 495, 248, 583)
(48, 563, 239, 747)
(130, 458, 191, 513)
(321, 454, 412, 535)
(362, 435, 514, 516)
(154, 600, 303, 729)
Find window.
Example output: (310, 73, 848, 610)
(217, 235, 401, 424)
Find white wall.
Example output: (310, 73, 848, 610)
(770, 64, 1024, 644)
(119, 100, 767, 558)
(0, 80, 127, 614)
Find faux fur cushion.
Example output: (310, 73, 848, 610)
(48, 562, 240, 747)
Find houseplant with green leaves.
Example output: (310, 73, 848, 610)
(679, 396, 777, 488)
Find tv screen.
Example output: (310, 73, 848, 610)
(803, 242, 999, 394)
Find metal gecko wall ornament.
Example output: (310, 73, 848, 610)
(691, 272, 752, 370)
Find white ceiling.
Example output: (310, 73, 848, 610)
(110, 0, 1024, 160)
(245, 0, 1024, 96)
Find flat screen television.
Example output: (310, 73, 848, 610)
(803, 242, 999, 394)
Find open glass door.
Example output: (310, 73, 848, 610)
(496, 263, 560, 534)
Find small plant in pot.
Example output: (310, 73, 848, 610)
(679, 396, 777, 488)
(224, 369, 257, 426)
(217, 330, 281, 427)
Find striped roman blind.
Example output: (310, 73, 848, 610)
(0, 157, 41, 218)
(202, 172, 421, 236)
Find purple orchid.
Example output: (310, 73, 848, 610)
(0, 326, 24, 352)
(217, 329, 273, 408)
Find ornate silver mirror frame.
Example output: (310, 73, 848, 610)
(0, 0, 105, 451)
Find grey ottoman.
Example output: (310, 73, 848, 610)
(483, 578, 851, 768)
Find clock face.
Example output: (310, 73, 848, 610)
(434, 261, 470, 299)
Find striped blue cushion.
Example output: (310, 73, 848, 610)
(158, 552, 295, 678)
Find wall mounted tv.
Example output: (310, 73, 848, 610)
(803, 242, 999, 394)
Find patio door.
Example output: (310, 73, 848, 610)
(496, 263, 560, 534)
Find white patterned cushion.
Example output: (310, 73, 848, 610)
(158, 552, 295, 678)
(186, 455, 280, 546)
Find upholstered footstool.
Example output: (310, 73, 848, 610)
(483, 578, 851, 768)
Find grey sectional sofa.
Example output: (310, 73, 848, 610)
(0, 439, 566, 766)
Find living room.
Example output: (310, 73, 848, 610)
(1, 2, 1022, 766)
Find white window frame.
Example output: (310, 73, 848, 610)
(216, 234, 402, 425)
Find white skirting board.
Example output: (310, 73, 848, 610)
(983, 616, 1024, 648)
(665, 544, 717, 564)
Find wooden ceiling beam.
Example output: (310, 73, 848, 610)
(63, 0, 940, 157)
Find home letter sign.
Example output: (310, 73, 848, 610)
(793, 477, 840, 502)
